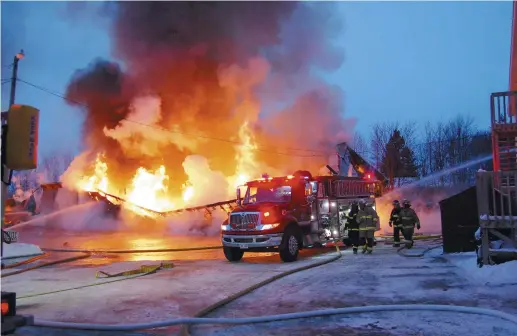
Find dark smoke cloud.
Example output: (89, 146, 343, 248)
(65, 59, 133, 148)
(66, 1, 350, 194)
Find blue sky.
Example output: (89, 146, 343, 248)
(1, 1, 512, 159)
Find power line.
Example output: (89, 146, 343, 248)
(16, 78, 328, 158)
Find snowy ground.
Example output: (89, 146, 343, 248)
(7, 241, 517, 336)
(193, 244, 517, 336)
(3, 242, 43, 261)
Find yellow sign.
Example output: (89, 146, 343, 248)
(6, 104, 39, 170)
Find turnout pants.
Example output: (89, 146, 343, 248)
(359, 230, 374, 252)
(403, 226, 415, 247)
(349, 230, 359, 251)
(393, 225, 402, 244)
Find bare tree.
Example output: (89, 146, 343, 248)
(38, 152, 74, 183)
(369, 122, 395, 170)
(351, 132, 369, 157)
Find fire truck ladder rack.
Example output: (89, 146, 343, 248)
(476, 171, 517, 266)
(94, 190, 237, 219)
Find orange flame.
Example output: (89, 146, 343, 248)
(75, 120, 261, 217)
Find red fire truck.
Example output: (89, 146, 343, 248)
(221, 170, 383, 262)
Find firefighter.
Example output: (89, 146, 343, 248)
(400, 199, 421, 249)
(389, 200, 402, 247)
(357, 199, 379, 254)
(345, 200, 360, 254)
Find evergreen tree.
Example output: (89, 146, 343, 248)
(380, 129, 418, 188)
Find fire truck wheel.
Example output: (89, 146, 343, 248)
(223, 246, 244, 262)
(279, 230, 300, 262)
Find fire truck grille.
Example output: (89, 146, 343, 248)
(229, 213, 260, 230)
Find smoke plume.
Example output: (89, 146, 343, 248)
(64, 1, 351, 206)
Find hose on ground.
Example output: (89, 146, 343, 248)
(179, 245, 342, 335)
(41, 244, 341, 254)
(2, 253, 49, 269)
(28, 247, 341, 332)
(41, 246, 222, 254)
(1, 252, 91, 278)
(32, 304, 517, 331)
(397, 242, 443, 258)
(16, 263, 173, 300)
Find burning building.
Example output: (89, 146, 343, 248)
(60, 2, 353, 219)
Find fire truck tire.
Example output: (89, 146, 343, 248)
(223, 247, 244, 262)
(279, 229, 300, 262)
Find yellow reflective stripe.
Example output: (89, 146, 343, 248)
(403, 225, 414, 229)
(348, 228, 359, 231)
(360, 215, 372, 219)
(373, 218, 378, 222)
(392, 215, 399, 218)
(359, 227, 376, 230)
(401, 217, 413, 220)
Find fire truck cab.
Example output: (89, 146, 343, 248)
(221, 170, 383, 262)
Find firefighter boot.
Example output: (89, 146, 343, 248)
(353, 246, 358, 254)
(366, 247, 373, 254)
(361, 245, 367, 254)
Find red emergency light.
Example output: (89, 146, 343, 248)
(1, 292, 16, 317)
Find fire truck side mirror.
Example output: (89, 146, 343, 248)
(236, 188, 241, 206)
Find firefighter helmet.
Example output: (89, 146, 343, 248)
(392, 200, 400, 206)
(403, 199, 411, 207)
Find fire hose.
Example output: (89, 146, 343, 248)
(31, 305, 517, 331)
(1, 252, 91, 278)
(24, 243, 517, 334)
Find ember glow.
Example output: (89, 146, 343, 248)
(61, 2, 354, 221)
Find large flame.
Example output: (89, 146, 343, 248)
(75, 120, 260, 217)
(77, 153, 109, 193)
(233, 121, 260, 188)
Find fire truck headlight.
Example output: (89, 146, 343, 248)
(331, 202, 336, 207)
(263, 211, 270, 217)
(311, 215, 315, 220)
(221, 225, 231, 231)
(257, 223, 279, 230)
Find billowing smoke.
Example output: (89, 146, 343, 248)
(63, 2, 352, 223)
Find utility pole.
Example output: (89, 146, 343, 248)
(1, 49, 24, 268)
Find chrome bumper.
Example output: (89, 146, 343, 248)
(222, 234, 283, 249)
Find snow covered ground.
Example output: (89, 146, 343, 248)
(3, 242, 43, 260)
(7, 242, 517, 336)
(194, 245, 517, 336)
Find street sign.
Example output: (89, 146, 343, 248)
(2, 230, 18, 243)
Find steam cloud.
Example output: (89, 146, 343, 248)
(64, 1, 352, 205)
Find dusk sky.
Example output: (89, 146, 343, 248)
(1, 1, 512, 159)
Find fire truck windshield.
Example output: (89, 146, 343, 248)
(244, 185, 292, 204)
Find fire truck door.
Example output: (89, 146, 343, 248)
(290, 182, 311, 224)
